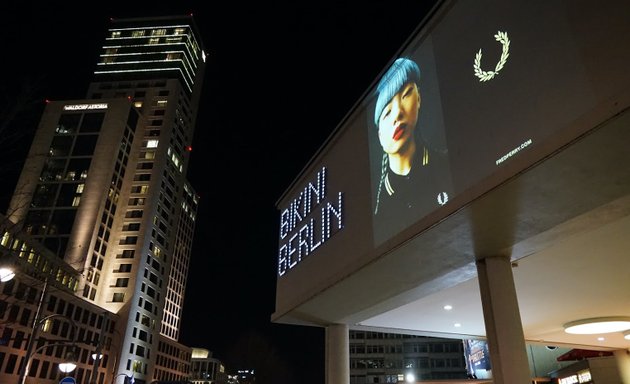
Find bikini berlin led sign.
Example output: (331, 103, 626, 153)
(278, 166, 344, 277)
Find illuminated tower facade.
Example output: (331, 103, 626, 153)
(7, 15, 206, 383)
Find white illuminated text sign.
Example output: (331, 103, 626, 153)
(63, 103, 109, 111)
(277, 167, 344, 276)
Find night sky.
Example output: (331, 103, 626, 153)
(2, 2, 438, 383)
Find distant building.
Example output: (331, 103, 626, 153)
(1, 14, 207, 384)
(190, 348, 227, 384)
(348, 330, 467, 383)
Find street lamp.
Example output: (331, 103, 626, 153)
(25, 342, 78, 374)
(89, 312, 110, 384)
(58, 349, 79, 373)
(0, 266, 15, 282)
(18, 313, 79, 383)
(17, 276, 79, 384)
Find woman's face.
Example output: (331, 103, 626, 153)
(377, 82, 421, 155)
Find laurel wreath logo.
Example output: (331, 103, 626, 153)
(474, 31, 510, 82)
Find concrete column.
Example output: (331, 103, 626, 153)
(614, 349, 630, 383)
(476, 255, 531, 384)
(326, 323, 349, 384)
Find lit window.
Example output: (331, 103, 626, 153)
(151, 28, 167, 36)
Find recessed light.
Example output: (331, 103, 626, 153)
(563, 317, 630, 334)
(443, 305, 453, 311)
(545, 346, 558, 350)
(454, 323, 461, 327)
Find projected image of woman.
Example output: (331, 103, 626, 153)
(372, 57, 452, 222)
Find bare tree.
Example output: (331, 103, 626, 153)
(0, 75, 46, 216)
(226, 329, 296, 384)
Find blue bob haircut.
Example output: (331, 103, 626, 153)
(373, 57, 421, 126)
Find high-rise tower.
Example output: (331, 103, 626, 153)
(6, 15, 206, 383)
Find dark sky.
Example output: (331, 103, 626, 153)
(2, 1, 438, 382)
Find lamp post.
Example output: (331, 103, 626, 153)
(25, 342, 78, 374)
(18, 312, 79, 384)
(17, 276, 79, 384)
(89, 312, 109, 384)
(18, 276, 49, 384)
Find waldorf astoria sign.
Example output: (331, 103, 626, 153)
(63, 103, 108, 110)
(277, 167, 344, 277)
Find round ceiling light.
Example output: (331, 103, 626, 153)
(563, 317, 630, 334)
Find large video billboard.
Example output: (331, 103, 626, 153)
(365, 0, 625, 245)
